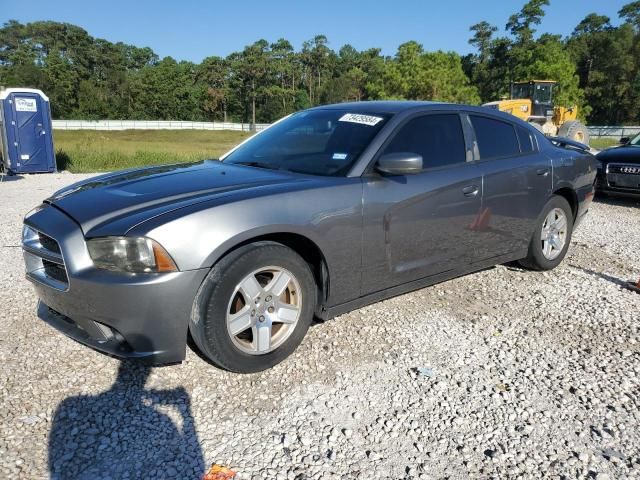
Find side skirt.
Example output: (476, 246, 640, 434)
(318, 250, 527, 321)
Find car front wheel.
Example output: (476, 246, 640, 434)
(519, 195, 574, 271)
(190, 241, 316, 373)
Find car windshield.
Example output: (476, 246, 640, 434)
(222, 109, 390, 176)
(630, 133, 640, 146)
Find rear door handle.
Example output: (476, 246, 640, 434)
(536, 168, 550, 176)
(462, 185, 479, 197)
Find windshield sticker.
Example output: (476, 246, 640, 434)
(332, 153, 348, 160)
(339, 113, 383, 126)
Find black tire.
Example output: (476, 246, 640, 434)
(558, 120, 590, 146)
(189, 241, 316, 373)
(519, 196, 574, 271)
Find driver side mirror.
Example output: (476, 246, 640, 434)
(620, 137, 630, 145)
(376, 152, 423, 175)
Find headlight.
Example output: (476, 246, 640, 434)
(87, 237, 178, 273)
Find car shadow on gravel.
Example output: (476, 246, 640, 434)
(48, 361, 205, 480)
(569, 264, 631, 288)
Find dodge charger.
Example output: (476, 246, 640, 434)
(22, 102, 597, 372)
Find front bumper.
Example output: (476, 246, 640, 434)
(24, 205, 208, 364)
(596, 166, 640, 197)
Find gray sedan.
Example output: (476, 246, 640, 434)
(23, 102, 597, 372)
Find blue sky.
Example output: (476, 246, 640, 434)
(2, 1, 630, 61)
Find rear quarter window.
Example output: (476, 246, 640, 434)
(516, 125, 535, 153)
(470, 115, 520, 159)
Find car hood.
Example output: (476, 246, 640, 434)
(47, 160, 314, 235)
(596, 145, 640, 164)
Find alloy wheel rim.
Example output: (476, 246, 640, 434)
(226, 266, 302, 355)
(540, 208, 568, 260)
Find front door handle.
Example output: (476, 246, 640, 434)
(462, 185, 479, 197)
(536, 168, 550, 176)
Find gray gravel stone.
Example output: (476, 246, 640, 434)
(0, 174, 639, 479)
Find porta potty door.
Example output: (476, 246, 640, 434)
(1, 89, 56, 173)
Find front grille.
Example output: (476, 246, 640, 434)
(606, 163, 640, 191)
(608, 164, 640, 175)
(23, 225, 69, 290)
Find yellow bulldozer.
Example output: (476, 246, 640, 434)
(483, 80, 590, 145)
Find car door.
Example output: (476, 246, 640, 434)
(360, 112, 484, 294)
(466, 113, 552, 260)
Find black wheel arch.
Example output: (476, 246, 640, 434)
(552, 187, 579, 221)
(201, 232, 330, 314)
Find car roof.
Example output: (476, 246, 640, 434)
(307, 100, 531, 124)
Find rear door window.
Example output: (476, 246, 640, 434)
(382, 114, 466, 169)
(470, 115, 520, 159)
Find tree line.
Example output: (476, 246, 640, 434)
(1, 0, 639, 125)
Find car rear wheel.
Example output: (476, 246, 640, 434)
(190, 241, 316, 373)
(519, 196, 574, 271)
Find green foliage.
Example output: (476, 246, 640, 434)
(619, 1, 640, 30)
(368, 42, 480, 104)
(513, 34, 588, 117)
(465, 0, 572, 107)
(0, 18, 478, 124)
(506, 0, 550, 44)
(2, 1, 640, 126)
(566, 3, 640, 124)
(463, 0, 640, 125)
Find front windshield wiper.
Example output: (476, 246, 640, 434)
(232, 161, 281, 171)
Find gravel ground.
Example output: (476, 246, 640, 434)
(1, 172, 639, 480)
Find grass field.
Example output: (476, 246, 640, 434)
(53, 130, 252, 173)
(590, 137, 620, 150)
(53, 129, 623, 173)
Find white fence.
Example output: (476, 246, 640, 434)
(50, 120, 640, 139)
(587, 125, 640, 138)
(51, 119, 270, 132)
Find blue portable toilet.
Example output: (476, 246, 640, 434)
(0, 88, 56, 174)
